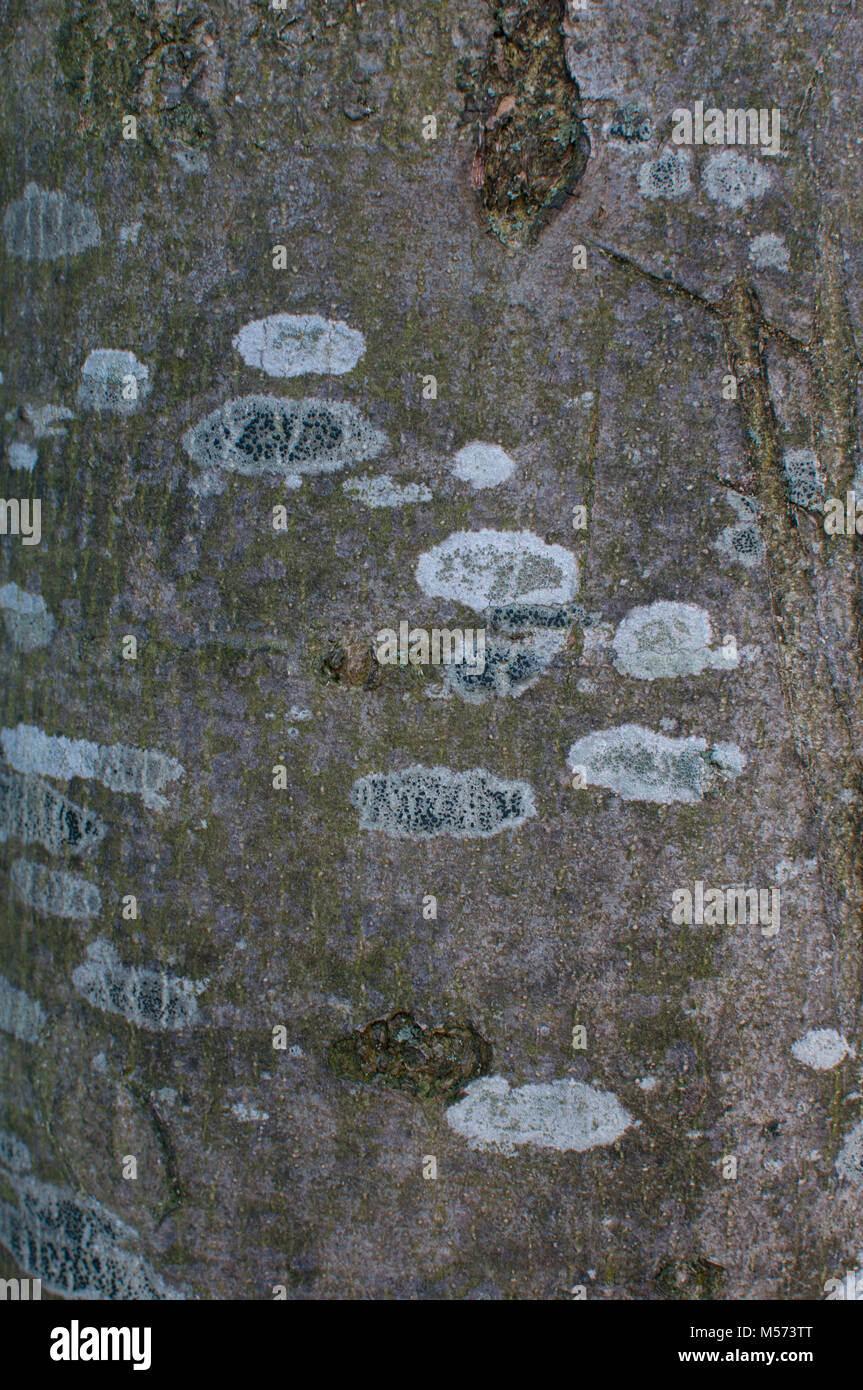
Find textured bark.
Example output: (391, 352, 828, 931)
(2, 0, 863, 1302)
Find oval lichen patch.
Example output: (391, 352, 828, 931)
(233, 314, 365, 378)
(567, 724, 745, 803)
(182, 395, 387, 495)
(350, 764, 537, 839)
(416, 529, 579, 611)
(2, 184, 101, 261)
(612, 602, 738, 681)
(445, 1075, 634, 1154)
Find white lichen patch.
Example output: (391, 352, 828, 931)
(637, 149, 692, 199)
(416, 529, 578, 612)
(445, 1075, 634, 1154)
(10, 859, 101, 922)
(72, 940, 208, 1032)
(445, 631, 566, 704)
(342, 474, 432, 507)
(3, 184, 101, 261)
(0, 770, 105, 856)
(231, 1102, 269, 1122)
(23, 404, 75, 438)
(118, 222, 141, 246)
(612, 602, 738, 680)
(0, 1171, 182, 1299)
(711, 742, 746, 776)
(567, 724, 745, 803)
(791, 1029, 853, 1071)
(0, 1130, 31, 1173)
(836, 1121, 863, 1187)
(77, 350, 150, 414)
(450, 441, 515, 489)
(0, 583, 54, 650)
(702, 151, 771, 209)
(0, 973, 47, 1043)
(714, 490, 764, 569)
(183, 395, 387, 496)
(350, 765, 537, 839)
(749, 232, 790, 271)
(233, 313, 365, 377)
(0, 724, 184, 811)
(8, 441, 37, 472)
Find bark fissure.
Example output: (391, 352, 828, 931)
(585, 234, 863, 1031)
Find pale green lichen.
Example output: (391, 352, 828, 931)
(568, 724, 745, 803)
(445, 1075, 634, 1154)
(351, 765, 537, 838)
(10, 858, 101, 922)
(2, 184, 101, 261)
(0, 974, 47, 1043)
(183, 396, 388, 496)
(612, 602, 738, 681)
(416, 530, 579, 611)
(0, 583, 54, 651)
(0, 724, 184, 811)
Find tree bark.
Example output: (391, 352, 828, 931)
(2, 0, 863, 1301)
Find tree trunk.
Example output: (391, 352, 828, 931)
(2, 0, 863, 1301)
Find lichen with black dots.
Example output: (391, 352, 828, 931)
(609, 104, 652, 143)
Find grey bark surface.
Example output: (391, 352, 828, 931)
(1, 0, 863, 1300)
